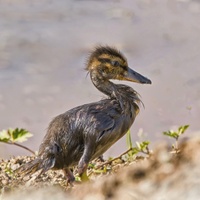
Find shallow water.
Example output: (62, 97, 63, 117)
(0, 0, 200, 158)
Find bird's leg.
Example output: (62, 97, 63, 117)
(78, 158, 89, 182)
(63, 168, 75, 186)
(78, 144, 94, 181)
(98, 155, 104, 162)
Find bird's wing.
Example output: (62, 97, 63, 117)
(84, 100, 121, 143)
(91, 111, 115, 142)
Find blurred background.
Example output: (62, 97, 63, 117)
(0, 0, 200, 158)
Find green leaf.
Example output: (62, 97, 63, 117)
(136, 141, 141, 150)
(140, 141, 150, 150)
(80, 171, 89, 182)
(178, 125, 189, 135)
(132, 147, 139, 155)
(75, 176, 81, 182)
(9, 128, 33, 143)
(88, 163, 95, 168)
(5, 166, 14, 176)
(92, 168, 107, 174)
(143, 141, 150, 146)
(0, 130, 10, 142)
(163, 131, 178, 139)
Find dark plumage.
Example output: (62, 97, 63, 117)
(16, 46, 151, 184)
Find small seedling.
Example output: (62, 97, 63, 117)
(132, 141, 150, 155)
(126, 129, 150, 157)
(163, 124, 189, 153)
(0, 128, 35, 154)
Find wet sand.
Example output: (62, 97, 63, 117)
(0, 0, 200, 158)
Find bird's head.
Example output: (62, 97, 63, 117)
(86, 46, 151, 84)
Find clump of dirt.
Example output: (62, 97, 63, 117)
(1, 137, 200, 200)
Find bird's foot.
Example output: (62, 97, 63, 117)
(63, 168, 75, 187)
(78, 162, 89, 182)
(98, 155, 105, 162)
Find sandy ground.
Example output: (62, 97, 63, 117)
(0, 0, 200, 158)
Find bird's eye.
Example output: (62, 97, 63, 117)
(111, 60, 120, 67)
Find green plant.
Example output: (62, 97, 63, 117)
(0, 128, 35, 154)
(163, 124, 189, 152)
(131, 141, 150, 155)
(88, 140, 151, 178)
(126, 129, 150, 156)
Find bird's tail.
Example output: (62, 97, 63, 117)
(15, 156, 55, 178)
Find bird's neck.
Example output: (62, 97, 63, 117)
(90, 70, 117, 98)
(90, 70, 141, 114)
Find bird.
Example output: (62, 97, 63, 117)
(16, 46, 151, 185)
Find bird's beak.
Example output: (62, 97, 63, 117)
(124, 67, 152, 84)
